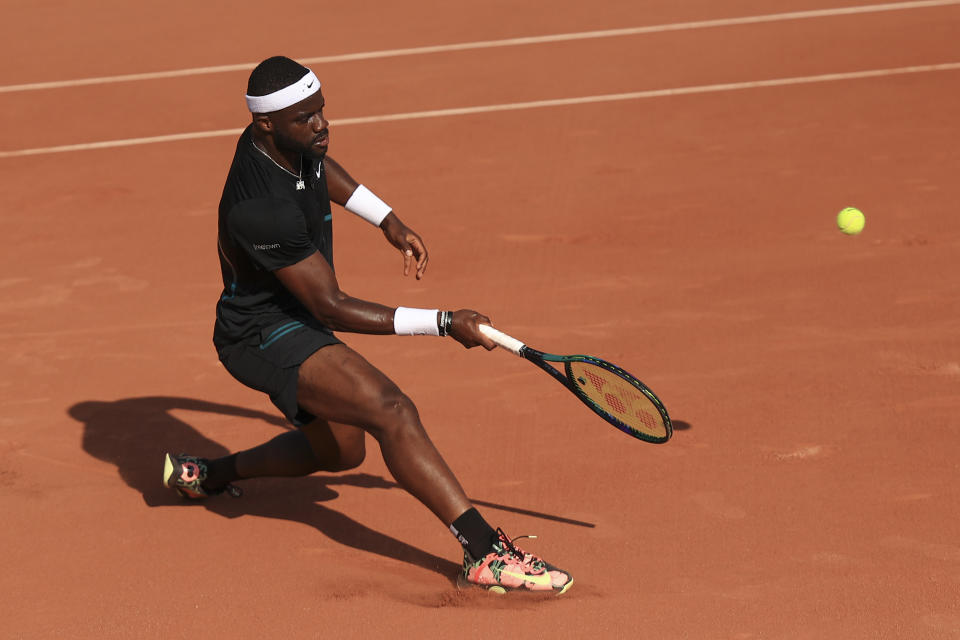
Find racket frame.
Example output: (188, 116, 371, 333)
(478, 324, 672, 443)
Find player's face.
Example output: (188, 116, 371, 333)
(271, 90, 329, 159)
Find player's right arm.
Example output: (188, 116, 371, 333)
(275, 252, 494, 349)
(275, 252, 393, 334)
(228, 198, 492, 346)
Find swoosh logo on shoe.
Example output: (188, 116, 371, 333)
(500, 570, 552, 587)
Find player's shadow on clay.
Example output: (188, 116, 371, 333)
(69, 396, 594, 582)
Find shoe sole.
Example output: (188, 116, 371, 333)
(162, 453, 176, 488)
(456, 572, 573, 596)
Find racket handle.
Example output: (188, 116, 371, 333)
(478, 324, 526, 356)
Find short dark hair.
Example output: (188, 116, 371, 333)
(247, 56, 309, 96)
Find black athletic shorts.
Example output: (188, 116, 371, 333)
(216, 318, 341, 426)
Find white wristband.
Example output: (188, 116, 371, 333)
(345, 185, 392, 227)
(394, 307, 440, 336)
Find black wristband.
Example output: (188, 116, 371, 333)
(437, 311, 453, 337)
(443, 311, 454, 336)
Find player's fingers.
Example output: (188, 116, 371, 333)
(415, 253, 429, 280)
(409, 235, 427, 259)
(472, 315, 497, 350)
(402, 247, 413, 276)
(405, 235, 428, 279)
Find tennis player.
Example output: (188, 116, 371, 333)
(162, 56, 572, 595)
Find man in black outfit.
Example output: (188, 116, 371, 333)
(163, 56, 572, 595)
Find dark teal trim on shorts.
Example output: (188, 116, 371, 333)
(260, 321, 305, 350)
(221, 282, 237, 301)
(324, 213, 332, 221)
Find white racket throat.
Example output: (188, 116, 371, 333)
(479, 324, 525, 355)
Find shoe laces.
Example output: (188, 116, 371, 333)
(495, 528, 541, 565)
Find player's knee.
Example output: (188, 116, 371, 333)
(370, 388, 421, 435)
(334, 439, 366, 471)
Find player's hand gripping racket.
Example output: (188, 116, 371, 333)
(479, 325, 672, 443)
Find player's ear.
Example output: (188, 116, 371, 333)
(252, 114, 273, 134)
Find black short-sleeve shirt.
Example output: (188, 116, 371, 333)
(214, 126, 334, 347)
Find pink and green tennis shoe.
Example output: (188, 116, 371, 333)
(460, 528, 573, 595)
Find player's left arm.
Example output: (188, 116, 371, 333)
(324, 155, 429, 280)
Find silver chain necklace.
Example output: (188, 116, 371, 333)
(251, 140, 305, 190)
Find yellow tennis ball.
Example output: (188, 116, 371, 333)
(837, 207, 865, 235)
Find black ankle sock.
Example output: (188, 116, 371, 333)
(204, 453, 240, 490)
(449, 507, 498, 560)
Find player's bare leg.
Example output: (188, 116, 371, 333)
(228, 419, 366, 479)
(295, 345, 573, 594)
(295, 344, 471, 525)
(168, 343, 466, 522)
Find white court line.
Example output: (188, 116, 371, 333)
(1, 0, 958, 94)
(2, 62, 957, 159)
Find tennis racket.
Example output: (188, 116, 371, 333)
(479, 324, 672, 444)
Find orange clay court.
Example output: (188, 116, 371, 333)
(2, 1, 959, 638)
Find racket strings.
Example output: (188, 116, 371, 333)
(568, 360, 668, 439)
